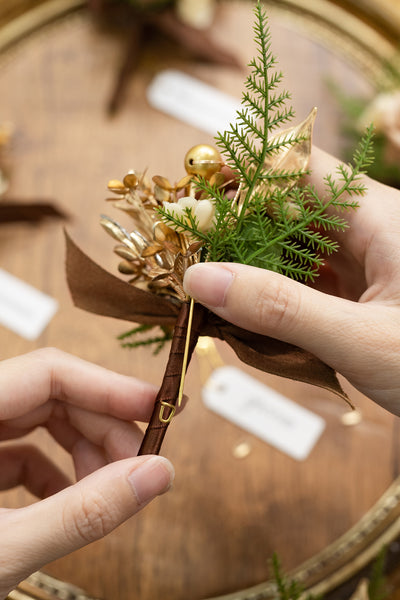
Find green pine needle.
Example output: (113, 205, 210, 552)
(117, 324, 173, 355)
(270, 553, 321, 600)
(159, 1, 374, 283)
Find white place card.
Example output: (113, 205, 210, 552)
(0, 268, 58, 340)
(202, 366, 325, 460)
(147, 69, 241, 135)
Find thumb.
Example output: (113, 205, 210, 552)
(183, 262, 374, 380)
(2, 456, 173, 591)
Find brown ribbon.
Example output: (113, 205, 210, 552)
(0, 202, 67, 224)
(65, 232, 351, 453)
(138, 301, 207, 455)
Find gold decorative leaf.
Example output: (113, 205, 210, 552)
(153, 221, 177, 242)
(187, 241, 203, 254)
(154, 185, 171, 203)
(118, 260, 136, 274)
(263, 107, 317, 189)
(100, 216, 135, 248)
(152, 175, 173, 190)
(107, 179, 129, 194)
(175, 174, 193, 189)
(113, 244, 139, 261)
(209, 171, 225, 187)
(142, 243, 164, 257)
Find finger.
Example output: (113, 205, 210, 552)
(0, 445, 70, 497)
(3, 404, 145, 461)
(311, 251, 367, 301)
(0, 388, 186, 449)
(46, 407, 145, 462)
(71, 439, 108, 480)
(183, 262, 377, 378)
(2, 455, 174, 594)
(0, 348, 158, 421)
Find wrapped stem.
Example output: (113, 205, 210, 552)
(138, 300, 207, 455)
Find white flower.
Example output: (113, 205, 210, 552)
(163, 196, 215, 232)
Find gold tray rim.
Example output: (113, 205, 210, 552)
(2, 1, 400, 599)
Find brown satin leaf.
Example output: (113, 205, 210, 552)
(65, 232, 350, 404)
(65, 231, 179, 326)
(203, 318, 351, 406)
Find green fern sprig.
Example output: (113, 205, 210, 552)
(159, 1, 374, 283)
(117, 324, 173, 354)
(270, 553, 319, 600)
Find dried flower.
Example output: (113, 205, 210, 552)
(102, 170, 203, 301)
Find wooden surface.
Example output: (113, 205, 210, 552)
(0, 2, 398, 599)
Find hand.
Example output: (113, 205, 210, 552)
(183, 147, 400, 415)
(0, 348, 174, 598)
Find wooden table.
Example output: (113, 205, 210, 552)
(1, 2, 399, 599)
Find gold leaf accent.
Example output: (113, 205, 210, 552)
(187, 241, 203, 254)
(114, 244, 139, 261)
(154, 185, 171, 203)
(176, 174, 193, 190)
(263, 107, 317, 190)
(107, 179, 129, 194)
(209, 171, 225, 187)
(130, 230, 149, 252)
(153, 221, 180, 244)
(152, 175, 173, 190)
(142, 244, 164, 257)
(118, 260, 136, 274)
(100, 216, 135, 248)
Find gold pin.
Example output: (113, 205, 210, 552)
(158, 297, 195, 424)
(159, 401, 176, 424)
(177, 297, 195, 408)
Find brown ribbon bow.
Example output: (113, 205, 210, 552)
(66, 232, 350, 455)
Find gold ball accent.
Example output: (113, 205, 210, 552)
(184, 144, 222, 179)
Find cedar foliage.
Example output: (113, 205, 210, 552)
(160, 2, 374, 282)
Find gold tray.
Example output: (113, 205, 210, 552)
(1, 2, 400, 600)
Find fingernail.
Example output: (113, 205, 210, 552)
(128, 457, 175, 505)
(183, 264, 234, 307)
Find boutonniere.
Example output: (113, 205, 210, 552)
(67, 2, 373, 455)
